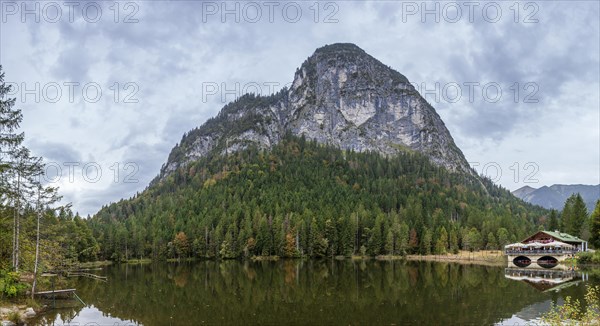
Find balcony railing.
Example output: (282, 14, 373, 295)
(505, 249, 578, 255)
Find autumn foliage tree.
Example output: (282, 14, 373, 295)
(173, 232, 190, 259)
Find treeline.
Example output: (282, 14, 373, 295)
(0, 66, 97, 297)
(90, 134, 547, 260)
(547, 194, 600, 248)
(0, 207, 99, 271)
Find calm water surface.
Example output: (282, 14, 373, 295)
(32, 260, 599, 325)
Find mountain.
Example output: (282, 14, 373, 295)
(512, 185, 536, 199)
(160, 43, 473, 181)
(89, 43, 548, 260)
(512, 184, 600, 212)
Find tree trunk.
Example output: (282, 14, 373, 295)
(12, 198, 16, 269)
(14, 173, 21, 272)
(32, 189, 41, 299)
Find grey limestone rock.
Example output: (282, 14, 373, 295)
(158, 43, 474, 180)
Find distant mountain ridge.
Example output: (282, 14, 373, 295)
(512, 184, 600, 212)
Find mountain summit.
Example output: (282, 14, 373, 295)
(160, 43, 472, 178)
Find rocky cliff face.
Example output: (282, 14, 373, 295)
(160, 43, 473, 178)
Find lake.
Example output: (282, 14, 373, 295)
(32, 260, 599, 325)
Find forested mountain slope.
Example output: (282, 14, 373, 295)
(90, 135, 546, 260)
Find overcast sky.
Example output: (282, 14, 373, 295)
(1, 0, 598, 216)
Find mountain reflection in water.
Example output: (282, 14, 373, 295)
(31, 260, 598, 326)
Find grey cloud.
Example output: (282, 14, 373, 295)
(4, 0, 597, 215)
(435, 2, 599, 140)
(27, 139, 83, 163)
(77, 141, 170, 215)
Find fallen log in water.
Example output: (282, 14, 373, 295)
(34, 288, 77, 299)
(66, 272, 107, 281)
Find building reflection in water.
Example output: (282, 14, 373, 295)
(504, 263, 589, 292)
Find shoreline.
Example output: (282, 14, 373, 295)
(0, 302, 45, 325)
(63, 251, 600, 268)
(406, 250, 507, 267)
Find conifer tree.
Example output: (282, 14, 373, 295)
(0, 66, 45, 271)
(496, 228, 509, 248)
(434, 226, 448, 254)
(562, 194, 588, 237)
(449, 227, 459, 254)
(589, 200, 600, 248)
(486, 232, 497, 250)
(548, 210, 559, 231)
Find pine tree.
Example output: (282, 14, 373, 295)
(337, 216, 353, 256)
(420, 227, 432, 255)
(307, 217, 319, 257)
(0, 66, 33, 272)
(562, 194, 588, 237)
(0, 65, 25, 184)
(548, 210, 559, 231)
(256, 216, 272, 256)
(465, 228, 482, 252)
(486, 232, 497, 250)
(385, 230, 394, 255)
(367, 215, 383, 256)
(449, 227, 459, 254)
(496, 228, 509, 248)
(324, 218, 337, 257)
(434, 226, 448, 254)
(397, 222, 409, 256)
(589, 200, 600, 249)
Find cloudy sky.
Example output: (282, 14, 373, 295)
(1, 0, 599, 216)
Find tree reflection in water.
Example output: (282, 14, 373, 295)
(31, 260, 598, 326)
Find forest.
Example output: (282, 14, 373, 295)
(90, 133, 551, 261)
(0, 67, 98, 299)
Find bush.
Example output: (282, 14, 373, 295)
(577, 252, 600, 265)
(542, 285, 600, 325)
(0, 270, 28, 298)
(577, 252, 595, 264)
(7, 311, 21, 324)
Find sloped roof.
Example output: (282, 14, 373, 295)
(540, 231, 585, 243)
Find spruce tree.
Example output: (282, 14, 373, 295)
(486, 232, 497, 250)
(496, 228, 509, 248)
(0, 65, 25, 182)
(0, 66, 45, 271)
(562, 194, 588, 237)
(548, 209, 559, 231)
(589, 200, 600, 248)
(434, 226, 448, 254)
(449, 228, 459, 254)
